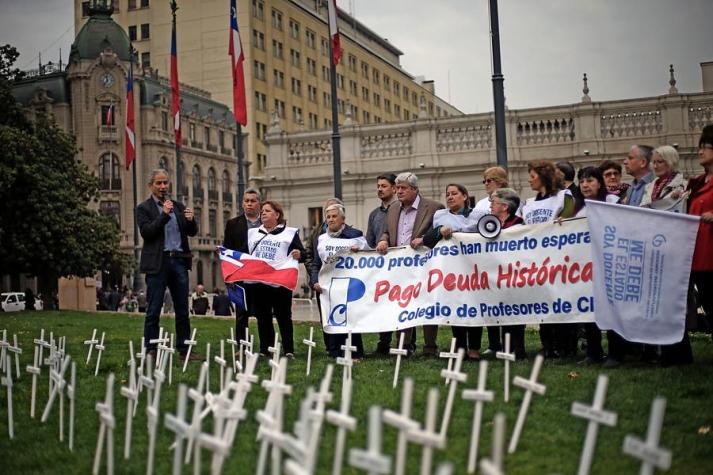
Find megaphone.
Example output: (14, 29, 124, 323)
(477, 214, 502, 239)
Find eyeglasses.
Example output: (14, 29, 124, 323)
(483, 178, 495, 184)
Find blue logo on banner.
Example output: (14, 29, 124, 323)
(328, 277, 366, 326)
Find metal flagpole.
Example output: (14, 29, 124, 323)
(130, 46, 142, 292)
(170, 0, 182, 201)
(489, 0, 508, 168)
(235, 124, 245, 202)
(328, 48, 342, 199)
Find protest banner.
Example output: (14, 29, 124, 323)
(586, 200, 699, 344)
(318, 218, 595, 334)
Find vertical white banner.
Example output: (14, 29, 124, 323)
(586, 200, 700, 344)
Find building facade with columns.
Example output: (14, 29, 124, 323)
(263, 63, 713, 240)
(9, 4, 239, 292)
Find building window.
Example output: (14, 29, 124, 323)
(337, 99, 345, 114)
(253, 61, 266, 80)
(140, 23, 150, 40)
(320, 37, 329, 57)
(274, 99, 285, 118)
(349, 80, 357, 96)
(323, 92, 331, 107)
(292, 106, 302, 124)
(271, 9, 283, 30)
(189, 123, 196, 142)
(218, 130, 225, 148)
(272, 40, 283, 59)
(336, 73, 344, 90)
(128, 26, 137, 41)
(257, 154, 267, 171)
(394, 81, 400, 96)
(256, 122, 267, 140)
(308, 85, 317, 103)
(208, 168, 216, 192)
(141, 0, 149, 7)
(384, 99, 391, 114)
(291, 78, 302, 95)
(323, 118, 331, 128)
(209, 209, 217, 237)
(161, 111, 168, 131)
(290, 49, 300, 67)
(192, 165, 203, 196)
(222, 170, 231, 194)
(394, 104, 401, 117)
(255, 91, 267, 111)
(100, 201, 121, 225)
(372, 69, 380, 85)
(404, 110, 410, 120)
(252, 30, 265, 50)
(99, 153, 121, 190)
(360, 61, 369, 79)
(308, 112, 318, 129)
(158, 156, 169, 173)
(204, 126, 211, 147)
(82, 1, 90, 16)
(361, 86, 369, 102)
(321, 66, 330, 82)
(273, 69, 284, 88)
(128, 0, 136, 9)
(384, 75, 390, 91)
(373, 93, 381, 108)
(194, 208, 202, 236)
(306, 57, 316, 76)
(289, 19, 300, 39)
(141, 52, 150, 68)
(348, 55, 357, 72)
(403, 86, 409, 100)
(363, 110, 370, 123)
(100, 105, 115, 126)
(412, 92, 418, 106)
(252, 0, 264, 20)
(305, 29, 316, 48)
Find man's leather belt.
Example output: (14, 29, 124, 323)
(163, 251, 192, 258)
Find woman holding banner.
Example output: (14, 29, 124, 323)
(310, 203, 369, 358)
(248, 200, 305, 357)
(490, 188, 527, 359)
(423, 183, 492, 360)
(521, 160, 575, 359)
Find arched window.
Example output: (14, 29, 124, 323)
(222, 170, 231, 194)
(192, 164, 203, 197)
(158, 156, 169, 173)
(207, 167, 217, 200)
(99, 153, 121, 190)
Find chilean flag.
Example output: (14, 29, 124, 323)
(327, 0, 341, 66)
(170, 20, 182, 148)
(229, 0, 247, 126)
(219, 247, 299, 291)
(124, 68, 135, 169)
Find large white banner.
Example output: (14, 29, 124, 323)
(319, 219, 595, 334)
(586, 200, 699, 344)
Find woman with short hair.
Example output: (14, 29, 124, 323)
(474, 167, 509, 213)
(640, 145, 686, 211)
(309, 203, 368, 358)
(249, 200, 305, 357)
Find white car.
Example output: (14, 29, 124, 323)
(1, 292, 43, 312)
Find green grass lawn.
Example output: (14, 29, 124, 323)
(1, 310, 712, 474)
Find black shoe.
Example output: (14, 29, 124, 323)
(179, 351, 204, 362)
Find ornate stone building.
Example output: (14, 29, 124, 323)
(10, 4, 239, 291)
(263, 65, 713, 239)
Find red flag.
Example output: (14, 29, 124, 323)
(106, 102, 114, 126)
(124, 68, 135, 169)
(327, 0, 341, 66)
(229, 0, 247, 126)
(170, 21, 182, 148)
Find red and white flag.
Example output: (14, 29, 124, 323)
(220, 247, 299, 291)
(229, 0, 247, 126)
(327, 0, 341, 65)
(124, 68, 135, 169)
(106, 102, 114, 126)
(170, 19, 182, 148)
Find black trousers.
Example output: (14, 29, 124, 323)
(502, 325, 526, 358)
(253, 285, 294, 354)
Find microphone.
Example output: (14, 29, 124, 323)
(159, 192, 171, 206)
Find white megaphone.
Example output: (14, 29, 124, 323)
(477, 214, 502, 239)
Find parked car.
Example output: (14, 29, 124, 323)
(1, 292, 43, 311)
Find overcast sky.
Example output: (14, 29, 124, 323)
(1, 0, 711, 113)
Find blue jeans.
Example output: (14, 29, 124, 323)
(144, 255, 191, 353)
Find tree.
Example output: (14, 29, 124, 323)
(0, 44, 132, 303)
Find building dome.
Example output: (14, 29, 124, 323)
(69, 2, 131, 62)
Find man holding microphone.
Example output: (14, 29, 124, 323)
(136, 169, 201, 361)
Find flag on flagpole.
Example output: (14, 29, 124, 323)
(219, 247, 299, 291)
(327, 0, 341, 65)
(124, 68, 135, 169)
(229, 0, 247, 126)
(106, 102, 114, 126)
(170, 20, 182, 148)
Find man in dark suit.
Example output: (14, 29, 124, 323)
(376, 172, 445, 356)
(136, 169, 200, 360)
(223, 188, 261, 341)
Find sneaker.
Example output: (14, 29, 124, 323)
(602, 358, 621, 369)
(180, 351, 204, 362)
(285, 352, 295, 360)
(481, 348, 494, 356)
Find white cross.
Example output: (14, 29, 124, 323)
(227, 327, 239, 373)
(303, 327, 316, 376)
(163, 333, 175, 386)
(135, 337, 146, 393)
(508, 354, 546, 454)
(623, 396, 672, 475)
(571, 374, 618, 475)
(479, 412, 506, 475)
(92, 372, 116, 475)
(383, 377, 420, 475)
(182, 328, 197, 373)
(439, 348, 467, 439)
(268, 334, 281, 381)
(239, 327, 251, 367)
(205, 342, 211, 392)
(0, 330, 8, 373)
(26, 345, 41, 419)
(438, 338, 458, 385)
(1, 354, 14, 439)
(184, 361, 209, 465)
(120, 358, 139, 460)
(8, 334, 22, 380)
(496, 332, 516, 403)
(390, 332, 408, 389)
(326, 377, 357, 475)
(127, 340, 135, 369)
(164, 383, 190, 475)
(67, 362, 76, 451)
(256, 358, 293, 475)
(146, 355, 168, 475)
(94, 332, 106, 377)
(215, 339, 228, 391)
(152, 327, 168, 369)
(348, 405, 392, 475)
(283, 394, 315, 475)
(139, 353, 155, 416)
(41, 354, 71, 424)
(407, 387, 444, 475)
(33, 328, 48, 368)
(84, 328, 98, 365)
(301, 364, 335, 473)
(337, 332, 356, 381)
(462, 360, 495, 473)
